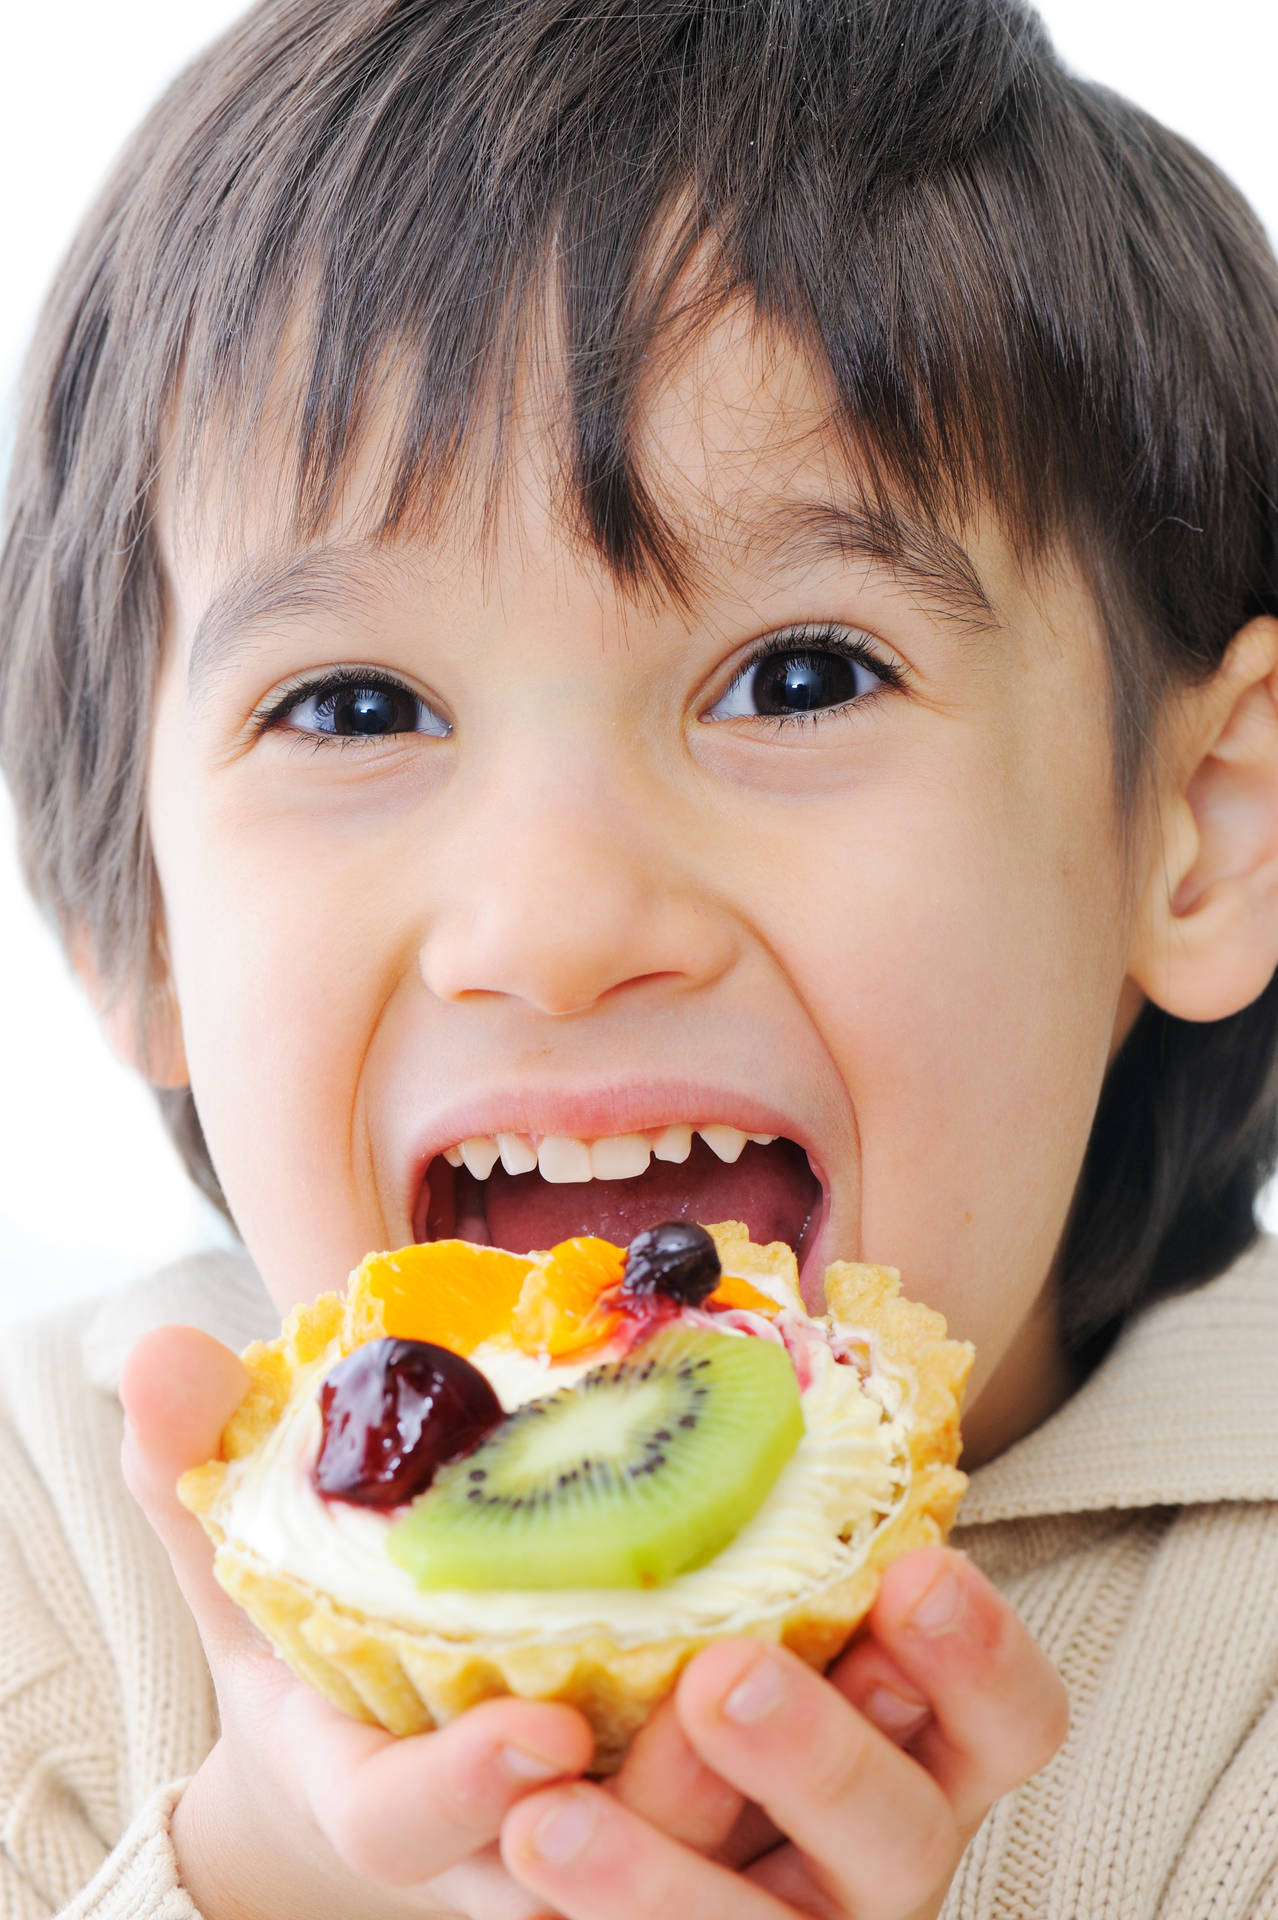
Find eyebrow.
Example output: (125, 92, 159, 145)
(185, 547, 407, 702)
(739, 499, 997, 634)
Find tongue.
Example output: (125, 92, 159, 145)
(480, 1137, 819, 1257)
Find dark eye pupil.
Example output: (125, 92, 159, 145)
(329, 685, 414, 735)
(753, 650, 859, 715)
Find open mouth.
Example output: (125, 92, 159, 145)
(413, 1124, 825, 1266)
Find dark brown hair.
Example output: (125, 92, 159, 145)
(2, 0, 1276, 1361)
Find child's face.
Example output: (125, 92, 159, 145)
(147, 308, 1142, 1462)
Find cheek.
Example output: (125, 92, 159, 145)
(763, 765, 1129, 1362)
(150, 760, 410, 1300)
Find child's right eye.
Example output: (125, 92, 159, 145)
(262, 669, 451, 742)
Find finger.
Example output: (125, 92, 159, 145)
(425, 1841, 571, 1920)
(282, 1682, 594, 1887)
(677, 1639, 959, 1920)
(866, 1548, 1069, 1829)
(119, 1323, 261, 1665)
(829, 1636, 935, 1747)
(502, 1783, 790, 1920)
(717, 1801, 786, 1872)
(609, 1693, 745, 1856)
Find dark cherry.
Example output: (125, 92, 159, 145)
(621, 1221, 722, 1307)
(313, 1338, 503, 1508)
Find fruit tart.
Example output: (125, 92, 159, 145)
(178, 1222, 972, 1770)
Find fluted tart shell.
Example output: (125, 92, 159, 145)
(178, 1225, 972, 1771)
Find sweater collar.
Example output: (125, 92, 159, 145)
(959, 1235, 1278, 1525)
(81, 1246, 279, 1395)
(83, 1236, 1278, 1522)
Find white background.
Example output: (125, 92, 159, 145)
(2, 1, 1276, 1325)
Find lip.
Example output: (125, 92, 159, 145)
(401, 1078, 835, 1280)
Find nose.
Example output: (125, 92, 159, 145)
(417, 763, 737, 1016)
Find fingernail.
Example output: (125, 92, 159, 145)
(864, 1686, 932, 1742)
(909, 1568, 967, 1636)
(499, 1744, 566, 1784)
(528, 1792, 597, 1864)
(722, 1654, 787, 1725)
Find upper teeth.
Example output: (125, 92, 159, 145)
(441, 1124, 777, 1183)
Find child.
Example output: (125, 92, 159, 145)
(1, 0, 1276, 1913)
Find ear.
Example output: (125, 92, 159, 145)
(70, 928, 190, 1089)
(1129, 616, 1278, 1022)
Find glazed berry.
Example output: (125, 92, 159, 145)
(621, 1221, 721, 1307)
(313, 1338, 503, 1508)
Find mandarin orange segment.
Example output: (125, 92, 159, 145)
(357, 1242, 533, 1356)
(511, 1236, 627, 1357)
(709, 1272, 783, 1316)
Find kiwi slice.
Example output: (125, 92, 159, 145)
(385, 1326, 805, 1590)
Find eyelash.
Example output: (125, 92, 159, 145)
(250, 624, 905, 747)
(252, 666, 449, 748)
(707, 624, 907, 730)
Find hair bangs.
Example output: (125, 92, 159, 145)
(161, 0, 1083, 622)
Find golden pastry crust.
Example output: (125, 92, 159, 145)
(178, 1227, 972, 1771)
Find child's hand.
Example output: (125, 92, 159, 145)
(500, 1549, 1069, 1920)
(120, 1324, 1065, 1920)
(119, 1324, 596, 1919)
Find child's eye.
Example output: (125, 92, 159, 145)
(704, 627, 902, 724)
(262, 670, 451, 742)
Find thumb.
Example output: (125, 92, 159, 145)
(119, 1323, 259, 1663)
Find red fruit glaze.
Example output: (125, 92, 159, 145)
(313, 1338, 504, 1508)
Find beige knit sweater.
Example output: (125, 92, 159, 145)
(1, 1239, 1275, 1920)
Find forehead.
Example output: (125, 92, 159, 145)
(164, 299, 1011, 641)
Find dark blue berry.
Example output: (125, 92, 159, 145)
(622, 1222, 721, 1306)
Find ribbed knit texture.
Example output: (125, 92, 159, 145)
(0, 1242, 1273, 1917)
(57, 1784, 199, 1920)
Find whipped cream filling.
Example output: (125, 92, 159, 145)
(218, 1315, 911, 1648)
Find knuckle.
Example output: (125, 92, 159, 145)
(909, 1794, 961, 1886)
(119, 1440, 166, 1529)
(979, 1676, 1070, 1799)
(1029, 1677, 1071, 1772)
(332, 1739, 495, 1885)
(428, 1758, 498, 1832)
(220, 1642, 293, 1731)
(833, 1793, 958, 1915)
(197, 1598, 275, 1691)
(629, 1855, 696, 1920)
(994, 1654, 1070, 1772)
(324, 1797, 394, 1882)
(328, 1765, 435, 1885)
(806, 1717, 875, 1810)
(809, 1722, 958, 1900)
